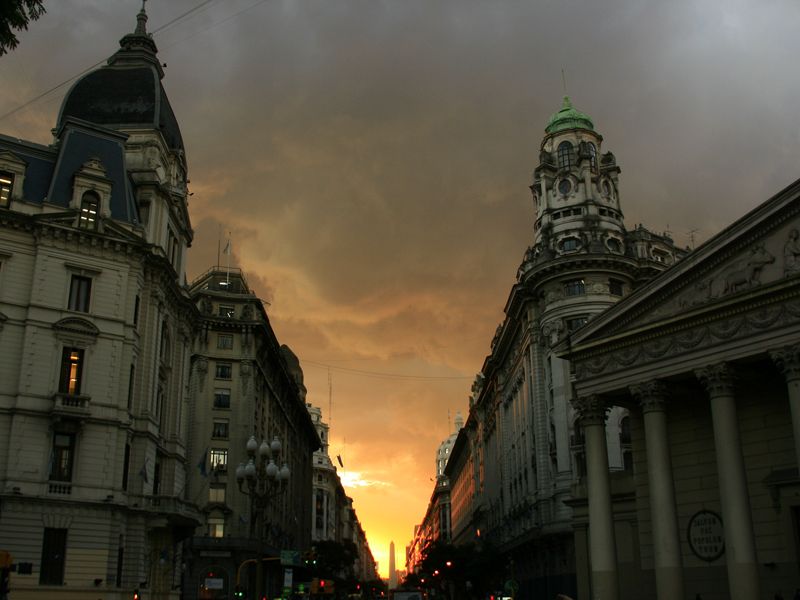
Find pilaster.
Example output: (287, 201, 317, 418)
(770, 345, 800, 472)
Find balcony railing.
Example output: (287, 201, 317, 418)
(51, 393, 91, 419)
(127, 494, 202, 527)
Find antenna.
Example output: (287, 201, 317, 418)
(664, 223, 673, 239)
(328, 368, 333, 429)
(447, 408, 451, 432)
(561, 68, 568, 96)
(688, 228, 699, 250)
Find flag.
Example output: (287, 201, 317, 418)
(138, 458, 149, 483)
(223, 239, 231, 255)
(197, 448, 208, 478)
(336, 455, 344, 468)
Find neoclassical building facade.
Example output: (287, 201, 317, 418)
(445, 97, 684, 597)
(560, 178, 800, 599)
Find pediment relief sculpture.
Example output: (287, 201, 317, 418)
(53, 316, 100, 339)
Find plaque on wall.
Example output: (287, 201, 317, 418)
(687, 510, 725, 561)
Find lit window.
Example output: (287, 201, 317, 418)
(68, 275, 91, 312)
(609, 279, 624, 296)
(213, 389, 231, 409)
(50, 433, 76, 482)
(209, 486, 226, 504)
(557, 141, 573, 169)
(78, 191, 99, 229)
(215, 363, 232, 379)
(212, 421, 229, 439)
(564, 279, 585, 296)
(218, 305, 235, 318)
(0, 171, 13, 208)
(210, 449, 228, 471)
(208, 517, 225, 538)
(59, 347, 84, 395)
(217, 334, 233, 349)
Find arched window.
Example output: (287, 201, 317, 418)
(588, 142, 597, 171)
(79, 191, 100, 229)
(557, 141, 574, 169)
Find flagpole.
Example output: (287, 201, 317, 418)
(226, 231, 231, 285)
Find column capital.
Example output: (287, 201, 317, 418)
(573, 395, 609, 426)
(695, 362, 736, 398)
(629, 380, 669, 413)
(770, 345, 800, 382)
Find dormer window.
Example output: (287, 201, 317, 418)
(560, 237, 580, 252)
(0, 171, 13, 208)
(557, 141, 574, 169)
(79, 191, 99, 229)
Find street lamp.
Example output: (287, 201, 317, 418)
(235, 435, 291, 537)
(235, 434, 291, 600)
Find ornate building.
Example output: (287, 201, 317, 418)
(182, 269, 319, 600)
(0, 9, 321, 600)
(0, 8, 198, 599)
(560, 178, 800, 599)
(444, 97, 684, 597)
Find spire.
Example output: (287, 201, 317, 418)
(108, 0, 162, 75)
(135, 1, 148, 36)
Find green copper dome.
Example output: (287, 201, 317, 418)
(545, 96, 595, 134)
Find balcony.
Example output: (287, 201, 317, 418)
(128, 494, 202, 532)
(51, 393, 91, 420)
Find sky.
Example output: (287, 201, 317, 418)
(2, 0, 800, 578)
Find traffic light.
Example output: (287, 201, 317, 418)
(320, 579, 326, 589)
(133, 590, 140, 600)
(234, 585, 244, 598)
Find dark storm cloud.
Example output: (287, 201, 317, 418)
(3, 0, 799, 572)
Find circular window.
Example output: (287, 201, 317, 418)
(558, 179, 572, 195)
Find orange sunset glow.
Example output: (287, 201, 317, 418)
(2, 0, 799, 581)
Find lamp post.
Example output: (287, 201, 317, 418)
(235, 435, 290, 599)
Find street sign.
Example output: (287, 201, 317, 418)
(281, 550, 301, 566)
(283, 567, 293, 588)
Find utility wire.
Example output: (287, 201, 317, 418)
(0, 0, 218, 123)
(302, 359, 471, 381)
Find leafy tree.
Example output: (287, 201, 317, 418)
(0, 1, 45, 56)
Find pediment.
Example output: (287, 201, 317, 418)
(568, 178, 800, 346)
(0, 150, 27, 168)
(53, 317, 99, 337)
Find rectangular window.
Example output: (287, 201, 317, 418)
(213, 389, 231, 409)
(209, 485, 226, 504)
(115, 545, 124, 588)
(209, 449, 228, 471)
(215, 363, 232, 379)
(208, 517, 225, 538)
(609, 278, 624, 296)
(58, 347, 84, 395)
(78, 193, 99, 229)
(39, 528, 68, 585)
(0, 171, 12, 208)
(212, 420, 229, 439)
(50, 433, 75, 482)
(564, 278, 585, 296)
(122, 443, 131, 491)
(133, 295, 140, 326)
(566, 316, 588, 333)
(68, 275, 92, 312)
(218, 305, 235, 318)
(127, 365, 135, 410)
(217, 334, 233, 349)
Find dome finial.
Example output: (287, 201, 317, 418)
(135, 0, 148, 36)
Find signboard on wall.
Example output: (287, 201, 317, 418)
(687, 510, 725, 561)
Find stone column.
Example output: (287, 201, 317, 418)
(629, 381, 684, 600)
(695, 363, 761, 600)
(770, 345, 800, 471)
(574, 395, 619, 600)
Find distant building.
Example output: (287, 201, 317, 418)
(441, 97, 684, 598)
(182, 269, 319, 600)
